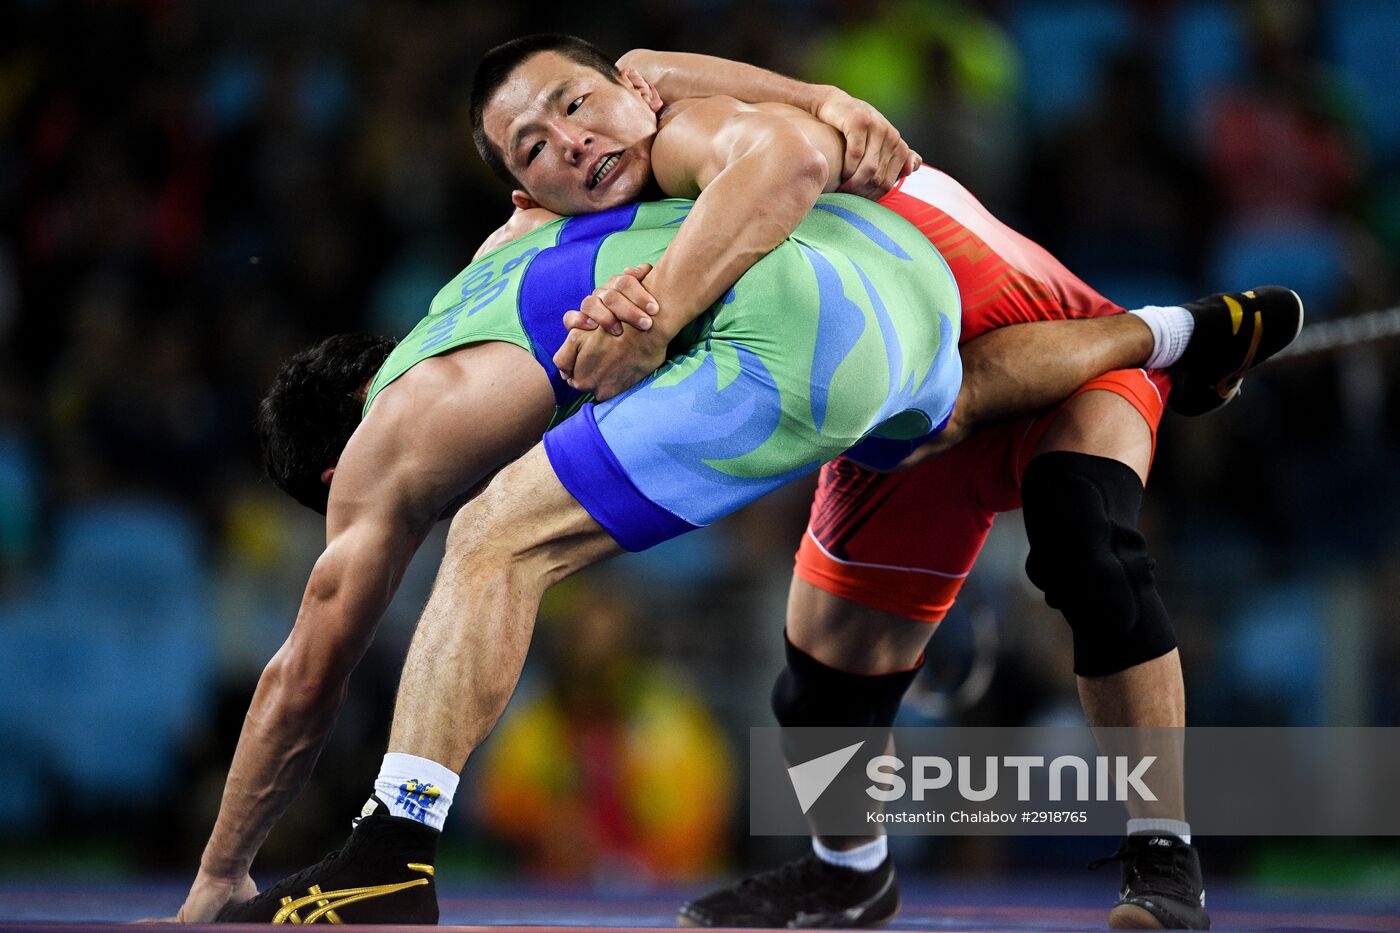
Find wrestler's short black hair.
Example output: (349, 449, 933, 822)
(470, 34, 620, 187)
(258, 333, 397, 515)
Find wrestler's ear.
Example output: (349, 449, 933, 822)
(511, 190, 541, 211)
(621, 67, 663, 114)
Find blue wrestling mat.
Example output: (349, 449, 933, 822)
(0, 877, 1397, 931)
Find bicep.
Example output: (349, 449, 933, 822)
(651, 97, 752, 196)
(653, 98, 838, 195)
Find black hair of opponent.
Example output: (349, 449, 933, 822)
(258, 333, 397, 515)
(470, 34, 620, 187)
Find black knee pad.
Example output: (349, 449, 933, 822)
(770, 634, 921, 728)
(1021, 451, 1178, 677)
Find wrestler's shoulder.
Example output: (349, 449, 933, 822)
(657, 94, 746, 130)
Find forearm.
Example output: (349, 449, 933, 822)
(198, 657, 345, 880)
(196, 524, 411, 881)
(619, 49, 913, 206)
(646, 133, 829, 337)
(618, 49, 831, 114)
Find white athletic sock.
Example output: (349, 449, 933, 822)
(372, 752, 459, 831)
(812, 835, 888, 872)
(1128, 305, 1194, 370)
(1127, 818, 1191, 844)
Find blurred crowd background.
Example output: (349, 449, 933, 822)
(1, 0, 1398, 896)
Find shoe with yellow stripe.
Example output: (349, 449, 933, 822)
(216, 809, 439, 924)
(1169, 286, 1304, 416)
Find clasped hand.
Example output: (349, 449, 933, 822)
(552, 264, 669, 400)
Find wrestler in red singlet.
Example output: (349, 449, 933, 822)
(795, 165, 1172, 623)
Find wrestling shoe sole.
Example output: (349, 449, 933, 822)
(677, 901, 899, 929)
(677, 870, 899, 928)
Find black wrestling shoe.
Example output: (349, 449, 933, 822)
(1090, 835, 1210, 930)
(678, 851, 899, 928)
(216, 811, 439, 924)
(1170, 286, 1304, 416)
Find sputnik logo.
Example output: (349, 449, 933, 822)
(786, 741, 866, 814)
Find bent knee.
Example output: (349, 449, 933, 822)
(1021, 451, 1176, 676)
(445, 486, 527, 563)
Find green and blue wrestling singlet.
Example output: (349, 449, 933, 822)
(366, 196, 962, 551)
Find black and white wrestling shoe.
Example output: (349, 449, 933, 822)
(1091, 834, 1210, 930)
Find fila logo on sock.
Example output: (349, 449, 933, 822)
(395, 780, 442, 822)
(787, 742, 866, 814)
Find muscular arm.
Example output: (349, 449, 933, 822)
(555, 97, 847, 394)
(199, 520, 424, 865)
(486, 53, 905, 269)
(617, 50, 833, 111)
(180, 422, 435, 919)
(182, 344, 555, 921)
(524, 54, 906, 395)
(642, 96, 839, 338)
(617, 49, 915, 194)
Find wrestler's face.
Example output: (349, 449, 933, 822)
(483, 51, 658, 215)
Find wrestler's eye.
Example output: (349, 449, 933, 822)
(526, 141, 544, 164)
(567, 95, 585, 115)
